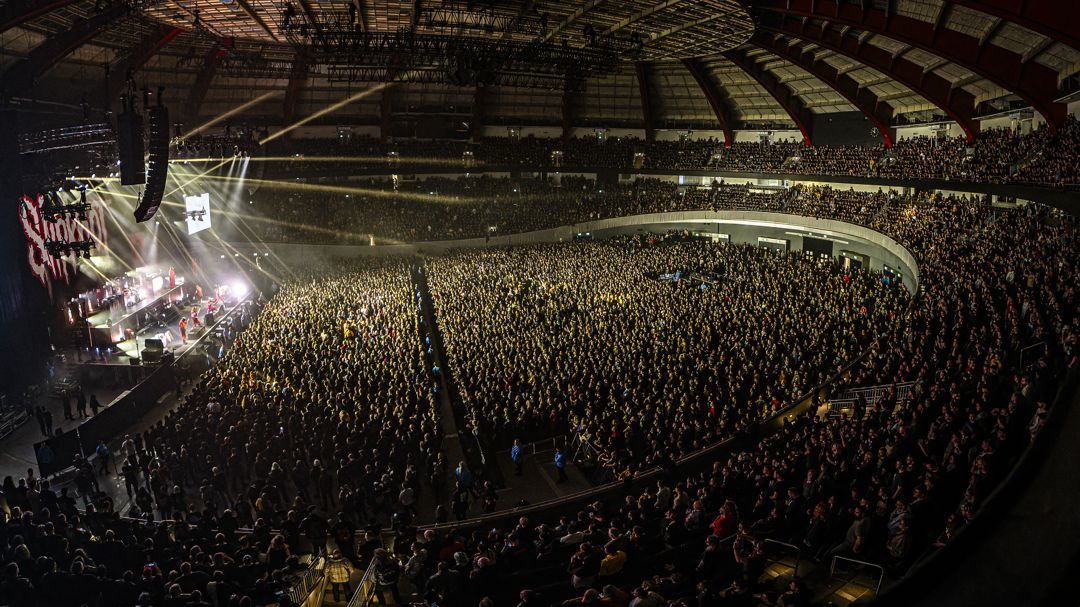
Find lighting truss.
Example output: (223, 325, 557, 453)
(217, 51, 297, 79)
(19, 123, 117, 154)
(40, 188, 93, 223)
(279, 8, 634, 88)
(45, 239, 95, 259)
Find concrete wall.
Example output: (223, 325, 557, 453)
(227, 211, 919, 293)
(811, 111, 886, 146)
(895, 123, 968, 140)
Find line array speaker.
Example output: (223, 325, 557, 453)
(133, 104, 170, 223)
(116, 99, 145, 186)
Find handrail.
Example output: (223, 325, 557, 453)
(345, 557, 379, 607)
(1019, 341, 1047, 370)
(827, 398, 857, 418)
(842, 379, 917, 397)
(840, 380, 918, 404)
(763, 538, 803, 578)
(494, 433, 568, 457)
(830, 555, 886, 596)
(287, 556, 326, 605)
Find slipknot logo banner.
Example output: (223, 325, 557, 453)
(19, 193, 108, 299)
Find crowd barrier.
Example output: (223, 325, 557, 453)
(32, 298, 250, 478)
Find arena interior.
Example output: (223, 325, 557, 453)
(2, 1, 1080, 606)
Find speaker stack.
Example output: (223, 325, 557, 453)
(116, 95, 145, 186)
(133, 96, 170, 223)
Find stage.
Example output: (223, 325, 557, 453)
(61, 293, 246, 367)
(83, 283, 186, 349)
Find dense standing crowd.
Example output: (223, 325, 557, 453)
(391, 198, 1077, 607)
(428, 242, 905, 468)
(1, 174, 1078, 607)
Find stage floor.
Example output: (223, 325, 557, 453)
(85, 284, 184, 332)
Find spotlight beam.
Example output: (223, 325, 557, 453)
(159, 200, 371, 241)
(161, 155, 468, 167)
(180, 91, 280, 141)
(73, 218, 135, 273)
(260, 83, 392, 145)
(86, 188, 148, 268)
(190, 174, 479, 204)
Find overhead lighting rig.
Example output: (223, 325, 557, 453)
(276, 6, 639, 89)
(40, 186, 92, 223)
(45, 239, 96, 260)
(18, 123, 117, 155)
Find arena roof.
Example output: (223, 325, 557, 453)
(1, 0, 1078, 138)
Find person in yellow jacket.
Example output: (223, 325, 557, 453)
(598, 545, 627, 579)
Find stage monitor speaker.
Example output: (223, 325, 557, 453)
(133, 104, 170, 223)
(117, 110, 145, 186)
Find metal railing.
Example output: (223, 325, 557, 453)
(830, 555, 886, 597)
(496, 434, 568, 458)
(840, 380, 919, 405)
(287, 556, 326, 605)
(1019, 341, 1047, 371)
(827, 398, 857, 419)
(345, 557, 379, 607)
(763, 538, 803, 578)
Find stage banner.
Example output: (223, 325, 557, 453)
(17, 192, 108, 299)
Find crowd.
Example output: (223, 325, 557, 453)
(785, 185, 895, 225)
(0, 258, 453, 605)
(1, 174, 1077, 607)
(241, 176, 915, 245)
(244, 118, 1080, 188)
(1011, 116, 1080, 185)
(785, 145, 882, 177)
(390, 196, 1077, 607)
(427, 241, 905, 466)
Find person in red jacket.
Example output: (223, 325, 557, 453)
(710, 500, 739, 538)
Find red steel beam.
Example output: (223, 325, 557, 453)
(723, 46, 815, 146)
(635, 61, 657, 143)
(283, 51, 309, 128)
(946, 0, 1080, 52)
(183, 45, 225, 123)
(753, 31, 895, 147)
(756, 0, 1066, 131)
(761, 18, 980, 141)
(682, 58, 735, 148)
(107, 25, 184, 103)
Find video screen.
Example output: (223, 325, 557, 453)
(184, 192, 211, 235)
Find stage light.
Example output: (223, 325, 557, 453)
(232, 282, 249, 298)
